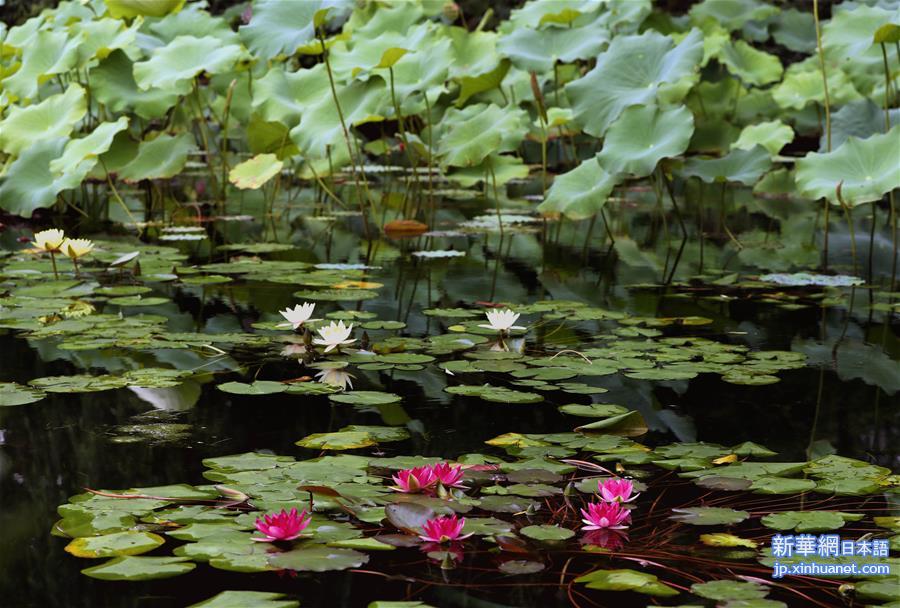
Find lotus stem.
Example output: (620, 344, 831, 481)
(813, 0, 832, 152)
(836, 182, 858, 275)
(219, 78, 237, 206)
(388, 66, 421, 217)
(881, 42, 898, 291)
(488, 157, 504, 237)
(49, 251, 59, 280)
(318, 28, 371, 240)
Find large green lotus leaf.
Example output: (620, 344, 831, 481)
(50, 118, 130, 189)
(116, 133, 197, 182)
(133, 35, 244, 93)
(239, 0, 345, 60)
(823, 5, 892, 62)
(732, 120, 794, 155)
(538, 157, 620, 219)
(1, 29, 82, 100)
(389, 34, 452, 107)
(268, 546, 368, 572)
(447, 28, 501, 79)
(0, 382, 46, 406)
(717, 40, 783, 86)
(289, 75, 387, 160)
(229, 154, 283, 190)
(796, 126, 900, 207)
(596, 104, 694, 177)
(681, 145, 772, 185)
(772, 64, 861, 110)
(566, 29, 703, 137)
(189, 591, 299, 608)
(575, 569, 678, 596)
(823, 100, 900, 151)
(498, 22, 609, 72)
(689, 0, 779, 31)
(106, 0, 185, 18)
(771, 9, 816, 53)
(147, 3, 238, 44)
(436, 103, 528, 168)
(449, 154, 528, 188)
(65, 531, 165, 558)
(0, 138, 68, 216)
(454, 58, 510, 108)
(246, 115, 299, 159)
(71, 17, 141, 68)
(253, 64, 328, 127)
(0, 84, 86, 155)
(82, 556, 195, 580)
(91, 50, 181, 119)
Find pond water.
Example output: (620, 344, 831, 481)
(1, 189, 897, 607)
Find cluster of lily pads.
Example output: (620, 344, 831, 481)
(52, 424, 898, 606)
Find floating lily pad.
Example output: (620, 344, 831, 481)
(520, 525, 575, 542)
(267, 546, 369, 572)
(670, 507, 750, 526)
(81, 556, 196, 581)
(65, 531, 166, 558)
(0, 382, 46, 406)
(217, 381, 289, 396)
(575, 569, 678, 596)
(329, 391, 402, 406)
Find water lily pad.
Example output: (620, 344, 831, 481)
(760, 511, 863, 533)
(329, 391, 402, 406)
(217, 381, 289, 396)
(81, 556, 195, 581)
(189, 591, 299, 608)
(444, 384, 543, 404)
(229, 154, 284, 190)
(796, 126, 900, 207)
(498, 560, 545, 575)
(670, 507, 750, 526)
(575, 569, 678, 596)
(0, 382, 46, 406)
(692, 580, 769, 601)
(520, 525, 575, 542)
(65, 531, 166, 558)
(268, 546, 369, 572)
(699, 533, 758, 549)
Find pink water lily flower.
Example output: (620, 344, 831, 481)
(391, 466, 438, 493)
(419, 515, 473, 543)
(598, 478, 639, 503)
(580, 501, 631, 530)
(253, 507, 311, 542)
(430, 462, 466, 489)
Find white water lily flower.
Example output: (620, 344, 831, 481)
(278, 302, 319, 329)
(313, 320, 356, 352)
(61, 238, 94, 259)
(32, 229, 66, 252)
(315, 368, 354, 390)
(479, 309, 525, 333)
